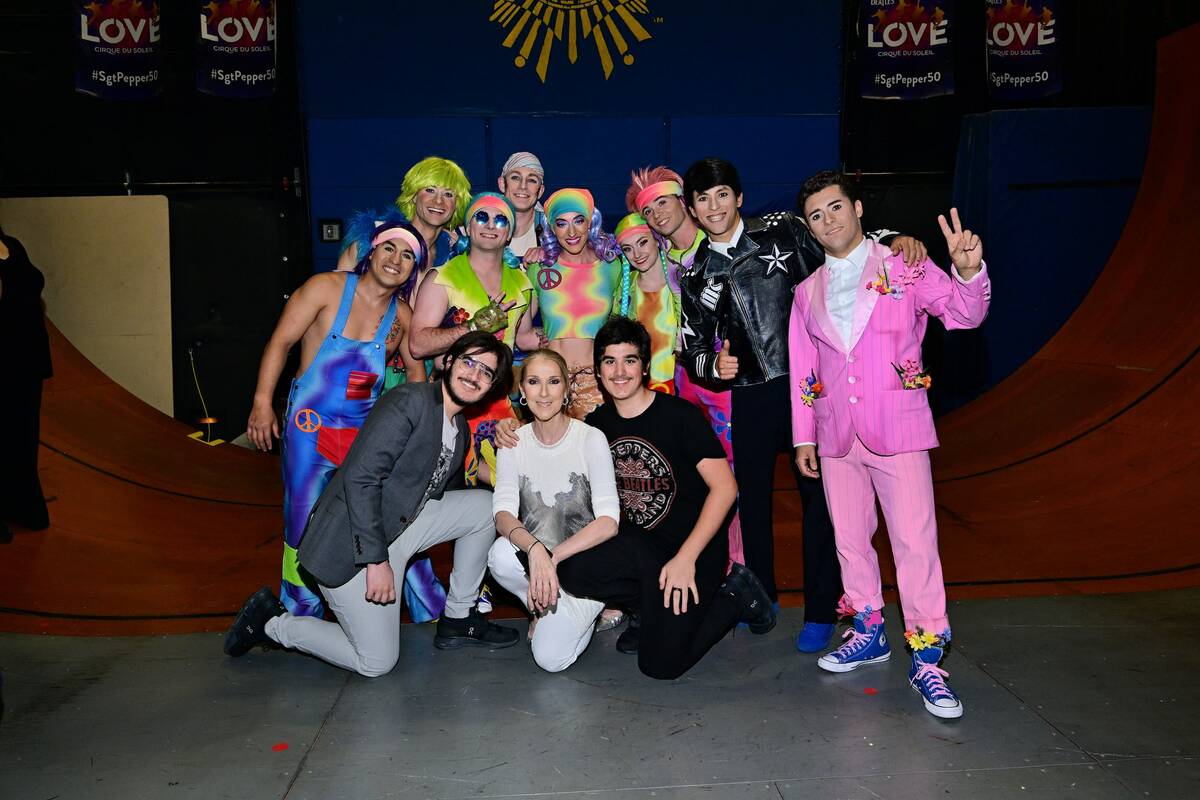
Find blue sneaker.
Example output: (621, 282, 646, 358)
(908, 634, 963, 719)
(817, 609, 890, 672)
(796, 622, 837, 653)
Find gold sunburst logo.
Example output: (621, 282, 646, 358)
(489, 0, 654, 83)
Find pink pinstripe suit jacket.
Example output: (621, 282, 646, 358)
(788, 241, 991, 458)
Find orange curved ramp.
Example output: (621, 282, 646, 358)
(0, 323, 284, 634)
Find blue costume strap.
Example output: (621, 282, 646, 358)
(329, 273, 359, 336)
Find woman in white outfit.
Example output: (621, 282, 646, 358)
(488, 349, 620, 672)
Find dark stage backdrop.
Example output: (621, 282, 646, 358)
(297, 0, 845, 272)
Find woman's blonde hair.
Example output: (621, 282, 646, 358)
(520, 349, 570, 386)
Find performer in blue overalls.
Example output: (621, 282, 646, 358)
(247, 220, 427, 615)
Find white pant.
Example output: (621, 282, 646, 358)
(268, 490, 493, 677)
(487, 537, 603, 673)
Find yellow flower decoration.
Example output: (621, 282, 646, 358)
(905, 629, 941, 651)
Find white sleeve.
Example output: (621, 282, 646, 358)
(582, 426, 620, 522)
(492, 435, 522, 518)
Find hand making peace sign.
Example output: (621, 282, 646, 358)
(937, 207, 983, 279)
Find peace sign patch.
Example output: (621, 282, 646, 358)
(294, 408, 322, 433)
(537, 267, 563, 290)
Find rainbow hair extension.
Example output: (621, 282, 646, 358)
(538, 207, 620, 265)
(395, 157, 472, 229)
(614, 242, 671, 319)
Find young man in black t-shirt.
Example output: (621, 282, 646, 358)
(556, 317, 777, 680)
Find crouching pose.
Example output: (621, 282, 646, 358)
(224, 333, 521, 676)
(487, 349, 620, 672)
(789, 171, 991, 718)
(556, 318, 777, 680)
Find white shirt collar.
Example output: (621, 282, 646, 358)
(708, 219, 745, 257)
(824, 235, 870, 272)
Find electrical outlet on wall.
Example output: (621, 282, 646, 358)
(318, 218, 342, 243)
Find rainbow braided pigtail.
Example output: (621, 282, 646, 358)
(617, 253, 633, 317)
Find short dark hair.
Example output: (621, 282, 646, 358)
(444, 331, 514, 398)
(683, 157, 742, 208)
(797, 170, 860, 215)
(593, 316, 651, 382)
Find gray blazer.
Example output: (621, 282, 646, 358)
(298, 381, 469, 588)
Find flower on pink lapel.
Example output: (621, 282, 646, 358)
(864, 268, 903, 299)
(893, 359, 932, 390)
(895, 261, 926, 286)
(798, 370, 823, 407)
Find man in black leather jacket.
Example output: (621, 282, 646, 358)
(678, 158, 925, 653)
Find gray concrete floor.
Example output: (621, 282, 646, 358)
(1, 589, 1197, 799)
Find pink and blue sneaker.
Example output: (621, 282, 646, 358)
(907, 629, 963, 719)
(817, 607, 890, 672)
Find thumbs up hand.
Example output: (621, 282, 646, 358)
(716, 339, 739, 380)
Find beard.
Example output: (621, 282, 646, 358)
(444, 372, 487, 408)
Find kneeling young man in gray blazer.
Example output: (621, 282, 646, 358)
(225, 331, 520, 676)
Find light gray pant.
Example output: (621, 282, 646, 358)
(487, 538, 603, 673)
(268, 489, 494, 677)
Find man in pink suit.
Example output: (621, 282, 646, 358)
(788, 171, 990, 720)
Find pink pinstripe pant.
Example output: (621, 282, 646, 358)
(820, 438, 948, 632)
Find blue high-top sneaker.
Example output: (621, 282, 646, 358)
(817, 607, 890, 673)
(907, 630, 963, 719)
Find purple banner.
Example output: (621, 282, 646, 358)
(859, 0, 954, 100)
(74, 1, 162, 100)
(197, 0, 277, 98)
(986, 1, 1062, 99)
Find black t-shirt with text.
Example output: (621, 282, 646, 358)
(586, 392, 728, 564)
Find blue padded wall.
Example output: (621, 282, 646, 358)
(951, 106, 1151, 397)
(298, 1, 843, 272)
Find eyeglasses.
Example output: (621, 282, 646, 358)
(472, 210, 510, 230)
(458, 355, 497, 383)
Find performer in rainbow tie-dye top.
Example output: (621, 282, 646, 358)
(613, 212, 678, 394)
(530, 188, 623, 419)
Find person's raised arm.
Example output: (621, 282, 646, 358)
(409, 269, 470, 359)
(911, 208, 990, 330)
(514, 290, 544, 351)
(246, 273, 334, 451)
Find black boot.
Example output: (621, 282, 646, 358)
(616, 612, 641, 654)
(723, 563, 777, 634)
(223, 587, 286, 657)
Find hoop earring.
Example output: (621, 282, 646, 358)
(562, 396, 570, 406)
(519, 395, 528, 406)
